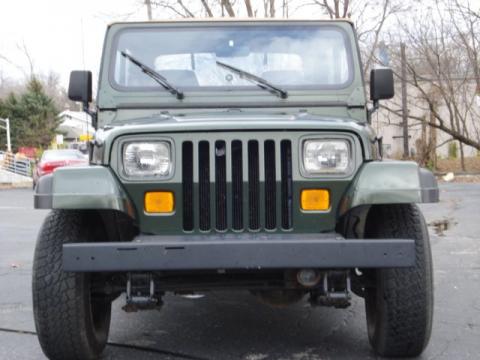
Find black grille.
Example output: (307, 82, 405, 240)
(198, 141, 210, 231)
(248, 140, 260, 230)
(281, 140, 293, 230)
(182, 139, 293, 232)
(215, 141, 227, 231)
(264, 140, 276, 230)
(231, 140, 243, 230)
(182, 141, 194, 231)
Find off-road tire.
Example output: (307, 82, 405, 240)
(32, 210, 111, 360)
(364, 204, 433, 357)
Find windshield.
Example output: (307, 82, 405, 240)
(111, 25, 353, 91)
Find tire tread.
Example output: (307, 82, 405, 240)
(365, 204, 433, 357)
(32, 210, 109, 360)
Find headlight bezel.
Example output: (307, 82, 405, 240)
(120, 138, 174, 180)
(300, 136, 355, 178)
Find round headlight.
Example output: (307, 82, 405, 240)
(123, 141, 172, 177)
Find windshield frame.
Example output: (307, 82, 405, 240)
(108, 23, 355, 94)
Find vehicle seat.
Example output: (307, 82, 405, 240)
(158, 70, 199, 87)
(260, 70, 305, 85)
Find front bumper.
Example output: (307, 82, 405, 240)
(63, 233, 414, 272)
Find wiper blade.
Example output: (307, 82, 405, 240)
(216, 60, 288, 99)
(121, 51, 184, 100)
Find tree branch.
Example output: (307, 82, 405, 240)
(244, 0, 254, 17)
(381, 104, 480, 150)
(362, 0, 390, 72)
(176, 0, 195, 17)
(221, 0, 236, 17)
(200, 0, 214, 17)
(342, 0, 349, 18)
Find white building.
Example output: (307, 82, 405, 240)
(372, 89, 479, 160)
(57, 110, 94, 142)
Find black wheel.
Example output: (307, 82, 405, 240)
(32, 210, 111, 360)
(364, 204, 433, 357)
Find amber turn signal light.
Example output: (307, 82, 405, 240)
(144, 191, 175, 213)
(300, 189, 330, 211)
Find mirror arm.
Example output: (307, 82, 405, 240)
(82, 101, 98, 129)
(367, 99, 379, 123)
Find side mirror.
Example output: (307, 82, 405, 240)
(370, 68, 394, 102)
(68, 71, 92, 105)
(68, 70, 97, 129)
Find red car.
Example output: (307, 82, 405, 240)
(33, 149, 88, 189)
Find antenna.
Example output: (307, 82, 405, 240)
(80, 18, 90, 145)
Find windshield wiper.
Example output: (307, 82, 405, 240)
(121, 51, 184, 100)
(216, 61, 288, 99)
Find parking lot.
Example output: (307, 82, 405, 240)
(0, 184, 479, 359)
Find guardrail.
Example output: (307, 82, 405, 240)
(0, 151, 32, 178)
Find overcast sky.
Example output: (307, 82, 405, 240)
(0, 0, 337, 89)
(0, 0, 434, 90)
(0, 0, 147, 87)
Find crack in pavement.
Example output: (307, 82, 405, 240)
(0, 327, 210, 360)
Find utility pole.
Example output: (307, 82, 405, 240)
(401, 43, 409, 159)
(145, 0, 153, 20)
(0, 117, 11, 152)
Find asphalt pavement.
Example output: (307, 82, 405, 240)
(0, 184, 479, 359)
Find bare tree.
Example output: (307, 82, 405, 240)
(40, 71, 77, 111)
(299, 0, 405, 75)
(450, 0, 480, 99)
(244, 0, 254, 17)
(144, 0, 290, 19)
(18, 41, 35, 78)
(381, 0, 480, 169)
(310, 0, 349, 19)
(200, 0, 214, 17)
(0, 41, 36, 79)
(0, 53, 28, 79)
(145, 0, 153, 20)
(269, 0, 276, 17)
(281, 0, 294, 17)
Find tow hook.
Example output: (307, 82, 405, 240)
(122, 273, 163, 312)
(309, 271, 352, 308)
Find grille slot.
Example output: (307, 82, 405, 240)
(248, 140, 260, 230)
(182, 138, 293, 232)
(264, 140, 276, 230)
(231, 140, 243, 230)
(281, 140, 293, 229)
(182, 141, 194, 231)
(198, 141, 210, 231)
(215, 141, 227, 231)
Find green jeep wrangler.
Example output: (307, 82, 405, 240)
(33, 19, 438, 359)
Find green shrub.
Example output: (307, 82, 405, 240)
(448, 142, 458, 159)
(426, 159, 435, 171)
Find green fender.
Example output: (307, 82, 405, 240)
(339, 161, 439, 215)
(35, 161, 438, 222)
(34, 166, 136, 218)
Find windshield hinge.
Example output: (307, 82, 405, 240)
(347, 86, 366, 108)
